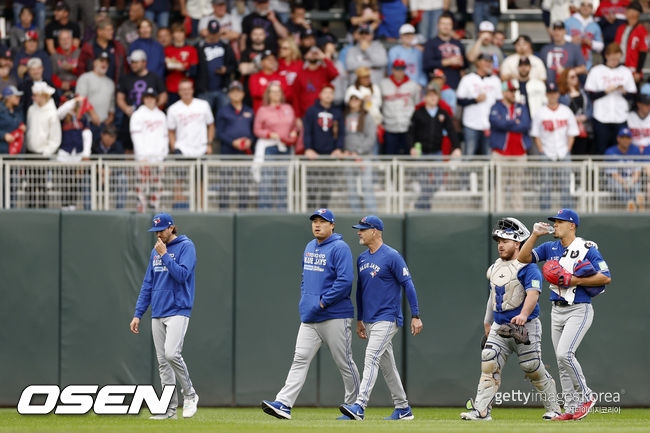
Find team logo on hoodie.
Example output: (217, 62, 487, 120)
(317, 112, 334, 131)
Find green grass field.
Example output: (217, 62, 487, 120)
(1, 407, 649, 433)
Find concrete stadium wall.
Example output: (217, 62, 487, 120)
(1, 211, 647, 407)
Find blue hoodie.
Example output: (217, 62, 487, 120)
(134, 235, 196, 319)
(299, 233, 354, 323)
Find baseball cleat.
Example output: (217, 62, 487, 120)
(543, 411, 561, 420)
(460, 410, 492, 421)
(573, 396, 597, 420)
(336, 415, 353, 420)
(182, 394, 199, 418)
(149, 409, 177, 420)
(261, 400, 291, 420)
(384, 406, 414, 420)
(552, 412, 575, 421)
(339, 403, 365, 420)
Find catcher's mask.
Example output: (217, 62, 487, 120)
(492, 217, 530, 242)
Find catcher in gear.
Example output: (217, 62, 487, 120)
(461, 217, 562, 422)
(518, 209, 611, 421)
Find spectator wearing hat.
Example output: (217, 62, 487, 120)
(0, 86, 25, 154)
(163, 22, 198, 105)
(489, 80, 531, 159)
(595, 0, 630, 47)
(217, 81, 255, 154)
(240, 0, 288, 52)
(117, 49, 167, 152)
(13, 31, 52, 83)
(409, 0, 449, 42)
(249, 50, 291, 113)
(423, 12, 467, 89)
(195, 19, 237, 118)
(144, 0, 172, 29)
(26, 81, 61, 156)
(167, 79, 215, 156)
(298, 27, 318, 56)
(347, 66, 383, 126)
(614, 1, 648, 82)
(77, 18, 128, 84)
(198, 0, 242, 44)
(407, 84, 460, 209)
(117, 1, 157, 51)
(564, 0, 603, 70)
(129, 18, 165, 81)
(346, 24, 388, 86)
(55, 94, 94, 166)
(12, 1, 46, 34)
(500, 35, 547, 83)
(45, 2, 81, 55)
(585, 42, 636, 153)
(51, 29, 81, 92)
(558, 66, 593, 154)
(380, 59, 421, 155)
(604, 126, 644, 211)
(9, 6, 43, 52)
(0, 50, 19, 95)
(456, 53, 502, 156)
(627, 93, 650, 151)
(541, 0, 572, 39)
(343, 77, 377, 211)
(76, 52, 115, 128)
(292, 46, 339, 119)
(466, 21, 504, 73)
(515, 56, 547, 121)
(540, 21, 587, 84)
(387, 23, 427, 86)
(277, 37, 304, 88)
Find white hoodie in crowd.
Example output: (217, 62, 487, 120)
(130, 105, 169, 162)
(26, 98, 61, 156)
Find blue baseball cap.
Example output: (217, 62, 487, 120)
(352, 215, 384, 231)
(148, 213, 174, 231)
(310, 208, 335, 223)
(548, 209, 579, 226)
(618, 126, 632, 137)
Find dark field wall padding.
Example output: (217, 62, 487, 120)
(404, 213, 491, 406)
(169, 213, 235, 405)
(0, 211, 61, 406)
(59, 212, 153, 386)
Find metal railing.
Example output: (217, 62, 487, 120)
(1, 156, 649, 213)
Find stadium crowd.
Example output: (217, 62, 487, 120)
(1, 0, 650, 211)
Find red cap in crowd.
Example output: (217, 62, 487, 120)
(392, 59, 406, 68)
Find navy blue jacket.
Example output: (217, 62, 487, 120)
(488, 100, 532, 152)
(299, 233, 354, 323)
(216, 103, 255, 154)
(0, 104, 24, 154)
(134, 235, 196, 319)
(195, 40, 237, 93)
(303, 100, 344, 154)
(422, 36, 467, 89)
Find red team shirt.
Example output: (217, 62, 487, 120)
(248, 71, 290, 113)
(164, 45, 199, 93)
(615, 23, 649, 71)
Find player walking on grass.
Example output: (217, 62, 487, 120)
(262, 209, 360, 420)
(461, 217, 562, 421)
(130, 213, 199, 420)
(518, 209, 611, 421)
(339, 216, 422, 421)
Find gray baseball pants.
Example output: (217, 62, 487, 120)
(551, 303, 594, 412)
(152, 315, 196, 411)
(355, 321, 408, 409)
(276, 318, 360, 407)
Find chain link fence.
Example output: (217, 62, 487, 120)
(2, 157, 650, 213)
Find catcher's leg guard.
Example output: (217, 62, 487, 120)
(474, 345, 502, 415)
(519, 349, 561, 414)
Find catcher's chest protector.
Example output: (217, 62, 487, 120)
(487, 259, 527, 312)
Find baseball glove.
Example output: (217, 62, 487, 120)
(573, 259, 606, 297)
(543, 260, 573, 287)
(496, 323, 530, 345)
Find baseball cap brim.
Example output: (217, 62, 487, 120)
(352, 223, 375, 229)
(148, 226, 169, 232)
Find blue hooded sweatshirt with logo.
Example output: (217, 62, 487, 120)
(134, 235, 196, 319)
(299, 233, 354, 323)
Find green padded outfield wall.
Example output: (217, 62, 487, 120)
(1, 211, 649, 407)
(0, 211, 61, 406)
